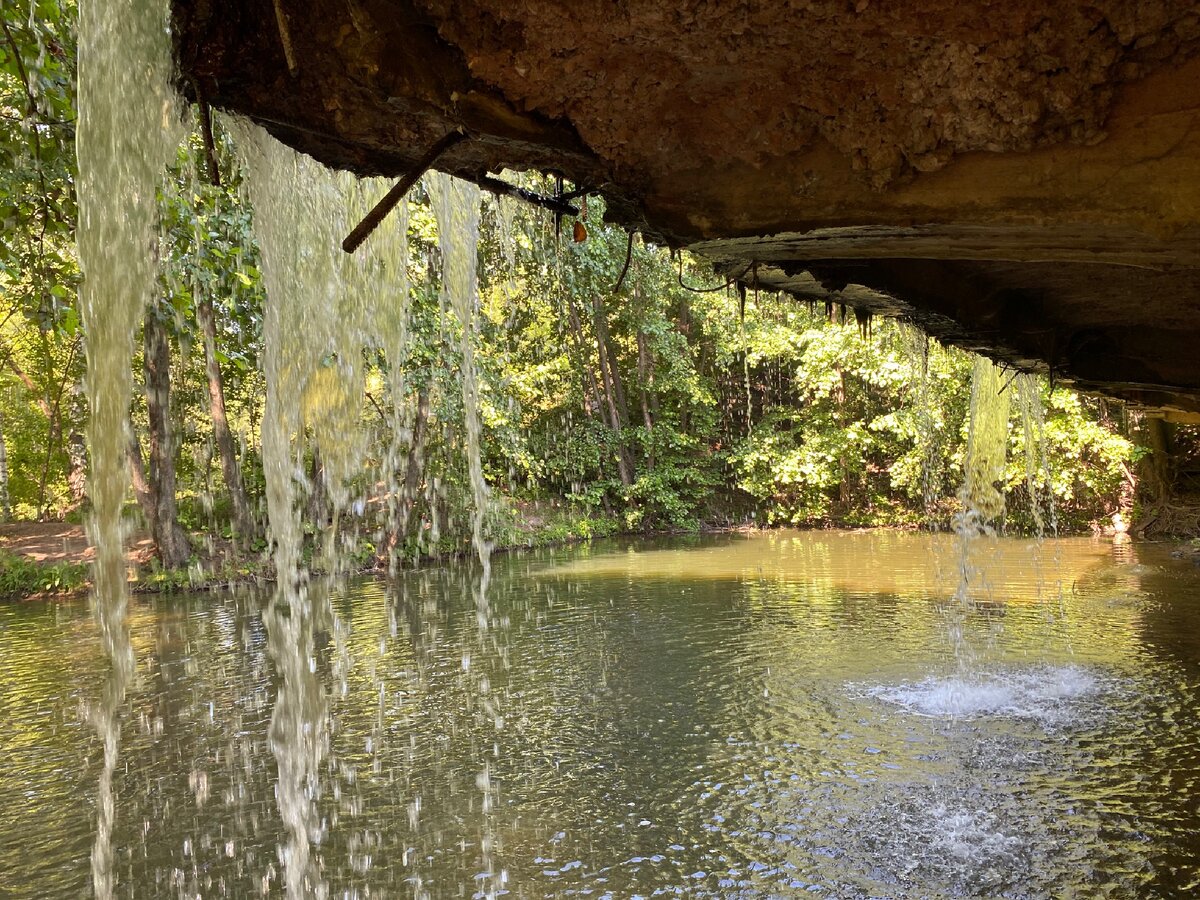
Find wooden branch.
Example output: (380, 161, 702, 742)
(477, 175, 580, 218)
(342, 130, 469, 253)
(364, 391, 389, 427)
(0, 19, 38, 125)
(1, 349, 52, 418)
(271, 0, 299, 75)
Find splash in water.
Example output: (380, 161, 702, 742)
(867, 664, 1104, 725)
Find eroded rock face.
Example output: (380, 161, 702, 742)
(420, 0, 1199, 186)
(173, 0, 1200, 410)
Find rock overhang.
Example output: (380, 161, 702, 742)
(173, 0, 1200, 412)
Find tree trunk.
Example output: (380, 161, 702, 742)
(305, 446, 328, 529)
(143, 310, 191, 567)
(127, 432, 156, 533)
(65, 382, 88, 508)
(1142, 416, 1173, 507)
(66, 428, 88, 508)
(564, 295, 604, 420)
(636, 327, 656, 469)
(383, 385, 432, 563)
(196, 295, 256, 541)
(402, 387, 431, 525)
(684, 322, 708, 437)
(35, 398, 61, 520)
(592, 295, 635, 487)
(628, 331, 657, 472)
(834, 367, 851, 513)
(0, 412, 10, 522)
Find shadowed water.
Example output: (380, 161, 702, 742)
(3, 530, 1200, 898)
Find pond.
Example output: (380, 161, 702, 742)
(3, 530, 1199, 898)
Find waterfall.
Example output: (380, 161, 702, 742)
(899, 323, 939, 520)
(428, 172, 507, 898)
(232, 124, 507, 895)
(76, 0, 182, 895)
(946, 356, 1011, 663)
(428, 173, 490, 576)
(1014, 373, 1057, 538)
(958, 357, 1011, 533)
(949, 359, 1066, 661)
(233, 124, 385, 899)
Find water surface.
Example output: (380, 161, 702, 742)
(3, 530, 1199, 897)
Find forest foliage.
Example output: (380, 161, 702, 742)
(0, 3, 1143, 569)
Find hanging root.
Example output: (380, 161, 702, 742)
(611, 231, 635, 293)
(477, 175, 579, 218)
(678, 257, 749, 294)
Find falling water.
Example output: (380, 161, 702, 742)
(1014, 373, 1058, 538)
(958, 357, 1011, 534)
(76, 0, 182, 895)
(371, 192, 418, 572)
(493, 191, 519, 296)
(945, 356, 1012, 666)
(233, 125, 381, 578)
(429, 172, 508, 898)
(1012, 372, 1070, 656)
(899, 323, 939, 520)
(429, 173, 490, 574)
(233, 124, 367, 899)
(232, 123, 508, 894)
(234, 122, 431, 897)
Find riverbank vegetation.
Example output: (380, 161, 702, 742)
(0, 548, 86, 599)
(1, 4, 1190, 587)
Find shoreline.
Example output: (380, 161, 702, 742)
(1, 515, 1166, 603)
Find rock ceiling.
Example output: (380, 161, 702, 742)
(174, 0, 1200, 411)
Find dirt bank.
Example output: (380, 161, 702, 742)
(0, 521, 155, 566)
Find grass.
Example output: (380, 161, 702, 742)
(0, 550, 90, 600)
(490, 501, 621, 550)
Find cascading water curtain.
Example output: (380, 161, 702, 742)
(948, 356, 1011, 663)
(958, 356, 1011, 535)
(234, 114, 509, 894)
(428, 171, 509, 898)
(235, 122, 502, 897)
(76, 0, 182, 896)
(234, 123, 356, 900)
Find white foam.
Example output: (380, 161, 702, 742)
(929, 806, 1021, 862)
(867, 665, 1103, 723)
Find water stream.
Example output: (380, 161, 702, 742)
(428, 171, 505, 898)
(5, 532, 1200, 897)
(76, 0, 182, 894)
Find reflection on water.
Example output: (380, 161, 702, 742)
(3, 530, 1200, 897)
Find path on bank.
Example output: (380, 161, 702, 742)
(0, 521, 154, 566)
